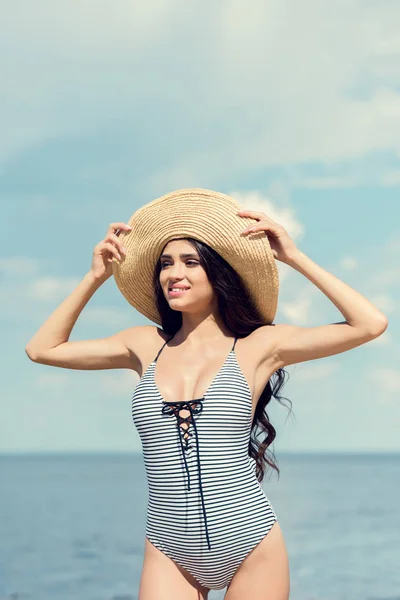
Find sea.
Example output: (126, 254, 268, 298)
(0, 452, 399, 600)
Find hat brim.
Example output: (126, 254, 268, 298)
(112, 188, 279, 325)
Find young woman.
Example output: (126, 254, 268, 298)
(25, 189, 388, 600)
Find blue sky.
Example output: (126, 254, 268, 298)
(1, 0, 399, 453)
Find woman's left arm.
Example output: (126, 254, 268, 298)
(238, 209, 388, 368)
(271, 249, 388, 368)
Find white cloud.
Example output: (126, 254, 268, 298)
(0, 0, 182, 160)
(196, 1, 400, 175)
(381, 170, 400, 186)
(372, 266, 400, 287)
(1, 0, 178, 56)
(28, 276, 82, 301)
(2, 0, 400, 184)
(83, 306, 133, 328)
(281, 294, 315, 325)
(0, 257, 41, 276)
(231, 190, 305, 242)
(293, 176, 361, 190)
(98, 369, 139, 394)
(367, 293, 396, 313)
(34, 371, 72, 388)
(368, 367, 400, 405)
(368, 330, 391, 346)
(383, 235, 400, 253)
(340, 256, 359, 270)
(295, 361, 340, 381)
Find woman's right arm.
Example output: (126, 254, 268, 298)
(24, 221, 152, 373)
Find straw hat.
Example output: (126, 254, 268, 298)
(112, 188, 279, 325)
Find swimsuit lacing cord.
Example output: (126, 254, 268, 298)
(161, 399, 212, 551)
(161, 401, 192, 490)
(177, 411, 192, 491)
(189, 405, 212, 551)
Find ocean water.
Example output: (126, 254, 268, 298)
(0, 452, 399, 600)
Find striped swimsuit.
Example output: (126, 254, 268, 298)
(132, 334, 278, 590)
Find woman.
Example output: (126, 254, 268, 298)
(25, 189, 388, 600)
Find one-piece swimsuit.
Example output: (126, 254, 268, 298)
(131, 333, 278, 590)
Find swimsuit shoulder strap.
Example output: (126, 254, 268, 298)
(154, 333, 176, 362)
(231, 335, 238, 351)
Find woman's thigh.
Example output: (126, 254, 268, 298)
(224, 521, 290, 600)
(138, 537, 210, 600)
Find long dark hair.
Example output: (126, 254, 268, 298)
(152, 237, 293, 482)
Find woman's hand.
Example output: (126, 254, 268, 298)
(90, 222, 132, 281)
(237, 209, 298, 263)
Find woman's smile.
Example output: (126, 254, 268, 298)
(168, 288, 191, 298)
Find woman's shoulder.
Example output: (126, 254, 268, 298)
(118, 325, 168, 374)
(123, 324, 168, 342)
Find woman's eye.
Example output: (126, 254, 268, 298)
(161, 261, 199, 268)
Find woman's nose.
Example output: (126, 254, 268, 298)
(169, 263, 186, 276)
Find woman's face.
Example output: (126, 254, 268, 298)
(159, 239, 215, 313)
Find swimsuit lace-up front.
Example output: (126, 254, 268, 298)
(161, 396, 211, 549)
(131, 333, 278, 590)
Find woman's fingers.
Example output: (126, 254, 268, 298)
(108, 222, 132, 236)
(103, 223, 131, 257)
(237, 209, 281, 235)
(90, 223, 131, 280)
(237, 209, 264, 217)
(105, 232, 127, 255)
(104, 241, 122, 260)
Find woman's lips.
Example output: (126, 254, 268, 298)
(168, 288, 190, 297)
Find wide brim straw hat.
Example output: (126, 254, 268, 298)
(112, 188, 279, 325)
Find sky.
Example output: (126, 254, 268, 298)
(1, 0, 399, 454)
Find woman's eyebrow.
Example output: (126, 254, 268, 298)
(160, 253, 199, 259)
